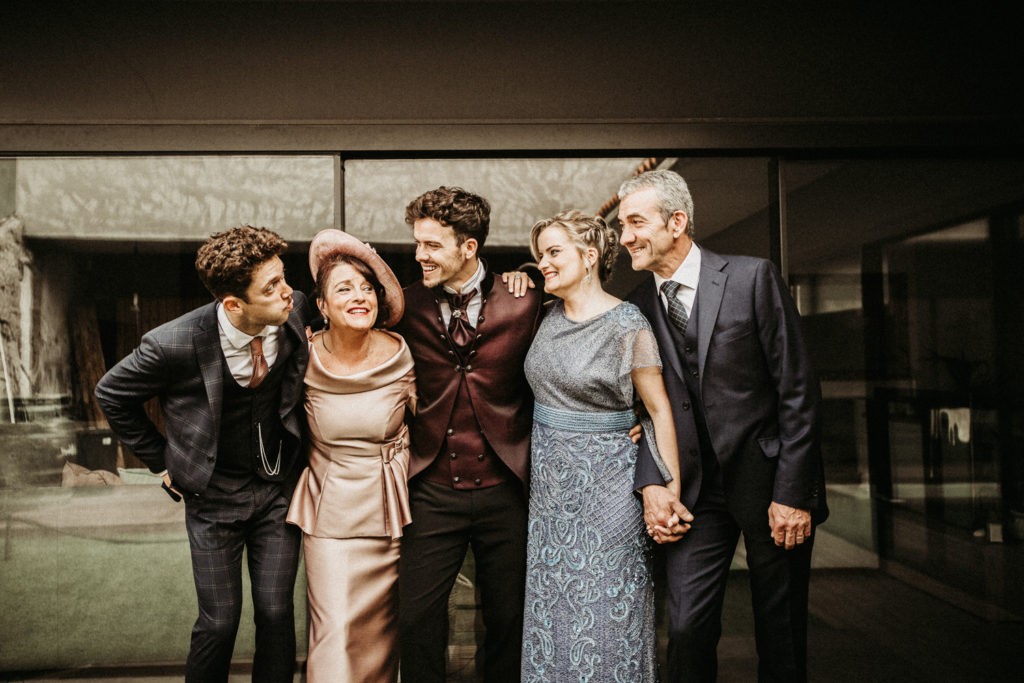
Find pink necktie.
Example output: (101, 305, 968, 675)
(248, 337, 269, 388)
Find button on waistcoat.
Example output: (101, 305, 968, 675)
(665, 300, 722, 487)
(419, 373, 508, 489)
(419, 287, 511, 489)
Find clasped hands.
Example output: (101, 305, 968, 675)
(642, 483, 692, 544)
(643, 492, 813, 549)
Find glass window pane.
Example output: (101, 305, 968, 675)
(678, 157, 772, 260)
(784, 158, 1024, 607)
(17, 156, 335, 241)
(1, 155, 334, 672)
(344, 158, 646, 246)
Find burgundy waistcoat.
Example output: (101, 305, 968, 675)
(395, 271, 543, 487)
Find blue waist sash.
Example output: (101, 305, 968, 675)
(533, 403, 635, 433)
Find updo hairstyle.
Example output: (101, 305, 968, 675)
(529, 209, 620, 283)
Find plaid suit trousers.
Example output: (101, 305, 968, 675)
(184, 476, 301, 683)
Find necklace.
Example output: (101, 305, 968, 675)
(320, 331, 375, 371)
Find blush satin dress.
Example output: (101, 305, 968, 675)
(287, 331, 416, 683)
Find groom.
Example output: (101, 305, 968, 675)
(395, 186, 543, 683)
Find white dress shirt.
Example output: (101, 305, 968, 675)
(439, 260, 486, 328)
(216, 303, 281, 386)
(653, 244, 701, 319)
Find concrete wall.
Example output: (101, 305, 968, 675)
(2, 2, 1022, 153)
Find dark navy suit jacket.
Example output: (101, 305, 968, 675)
(630, 248, 827, 529)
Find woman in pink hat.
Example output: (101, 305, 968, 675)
(287, 229, 415, 683)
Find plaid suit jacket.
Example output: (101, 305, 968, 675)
(95, 292, 310, 495)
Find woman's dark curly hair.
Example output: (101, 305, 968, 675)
(195, 226, 287, 301)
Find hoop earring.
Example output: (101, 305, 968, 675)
(584, 264, 593, 285)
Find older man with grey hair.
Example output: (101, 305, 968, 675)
(621, 169, 828, 682)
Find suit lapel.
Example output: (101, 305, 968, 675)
(194, 303, 224, 428)
(278, 314, 298, 362)
(282, 301, 307, 359)
(696, 249, 728, 380)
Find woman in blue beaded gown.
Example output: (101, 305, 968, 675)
(520, 210, 682, 682)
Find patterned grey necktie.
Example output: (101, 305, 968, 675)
(660, 280, 689, 335)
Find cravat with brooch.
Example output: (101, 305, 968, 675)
(446, 289, 477, 348)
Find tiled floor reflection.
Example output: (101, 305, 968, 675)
(5, 488, 1023, 682)
(11, 565, 1023, 682)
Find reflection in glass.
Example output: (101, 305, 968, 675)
(785, 159, 1024, 614)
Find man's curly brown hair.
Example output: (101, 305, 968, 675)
(404, 186, 490, 248)
(195, 226, 288, 301)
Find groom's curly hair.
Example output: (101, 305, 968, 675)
(405, 186, 491, 248)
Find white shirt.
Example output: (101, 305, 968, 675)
(653, 244, 701, 319)
(216, 303, 281, 386)
(439, 260, 486, 328)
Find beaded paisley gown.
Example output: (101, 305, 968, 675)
(521, 301, 661, 683)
